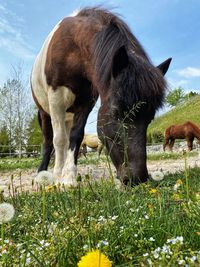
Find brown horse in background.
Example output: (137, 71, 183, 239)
(163, 121, 200, 151)
(80, 134, 103, 157)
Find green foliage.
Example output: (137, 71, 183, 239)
(166, 87, 185, 107)
(26, 111, 42, 152)
(0, 158, 41, 171)
(147, 151, 197, 161)
(148, 95, 200, 134)
(184, 91, 200, 100)
(0, 166, 200, 266)
(0, 126, 9, 154)
(147, 130, 164, 144)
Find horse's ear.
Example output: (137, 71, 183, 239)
(157, 58, 172, 76)
(112, 45, 129, 78)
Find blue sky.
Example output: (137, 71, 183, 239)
(0, 0, 200, 132)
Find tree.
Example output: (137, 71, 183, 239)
(26, 109, 42, 154)
(165, 87, 185, 107)
(0, 65, 34, 157)
(0, 125, 10, 155)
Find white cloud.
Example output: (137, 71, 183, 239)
(176, 67, 200, 78)
(167, 77, 188, 89)
(0, 4, 35, 60)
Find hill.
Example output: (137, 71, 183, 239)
(147, 95, 200, 143)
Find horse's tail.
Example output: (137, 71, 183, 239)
(38, 110, 42, 129)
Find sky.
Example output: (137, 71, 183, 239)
(0, 0, 200, 133)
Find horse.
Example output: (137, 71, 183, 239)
(31, 7, 171, 186)
(80, 134, 103, 157)
(163, 121, 200, 151)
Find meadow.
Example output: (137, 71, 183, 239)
(0, 152, 199, 266)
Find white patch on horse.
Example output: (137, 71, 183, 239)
(59, 149, 77, 186)
(31, 22, 61, 114)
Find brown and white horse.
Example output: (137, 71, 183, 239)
(31, 8, 171, 186)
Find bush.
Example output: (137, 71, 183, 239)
(147, 130, 164, 144)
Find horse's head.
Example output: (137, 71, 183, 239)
(97, 45, 171, 186)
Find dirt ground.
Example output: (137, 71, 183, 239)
(0, 153, 200, 196)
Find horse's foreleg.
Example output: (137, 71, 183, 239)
(168, 139, 175, 151)
(187, 137, 194, 151)
(163, 138, 169, 151)
(38, 110, 53, 172)
(61, 104, 95, 185)
(48, 89, 71, 182)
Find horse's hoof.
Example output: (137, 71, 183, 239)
(55, 178, 78, 188)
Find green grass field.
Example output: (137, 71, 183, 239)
(0, 155, 199, 266)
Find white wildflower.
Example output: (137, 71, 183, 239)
(149, 237, 155, 242)
(83, 244, 89, 250)
(178, 259, 185, 265)
(152, 251, 159, 259)
(151, 170, 164, 181)
(0, 203, 15, 224)
(97, 240, 109, 248)
(111, 215, 118, 220)
(35, 171, 55, 186)
(190, 256, 197, 262)
(176, 236, 184, 243)
(173, 183, 180, 191)
(143, 253, 149, 257)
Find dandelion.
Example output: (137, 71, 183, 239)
(77, 249, 112, 267)
(149, 188, 158, 194)
(35, 171, 55, 226)
(0, 202, 15, 224)
(0, 202, 15, 246)
(151, 170, 164, 181)
(35, 171, 55, 186)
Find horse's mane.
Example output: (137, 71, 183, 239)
(77, 7, 167, 114)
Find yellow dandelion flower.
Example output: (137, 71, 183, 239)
(176, 179, 183, 185)
(77, 250, 112, 267)
(173, 193, 181, 200)
(149, 188, 158, 194)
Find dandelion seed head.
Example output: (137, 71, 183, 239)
(35, 171, 55, 186)
(151, 171, 164, 181)
(0, 202, 15, 224)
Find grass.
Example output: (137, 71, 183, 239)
(0, 162, 200, 266)
(148, 95, 200, 134)
(0, 158, 41, 172)
(147, 151, 198, 161)
(0, 150, 198, 171)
